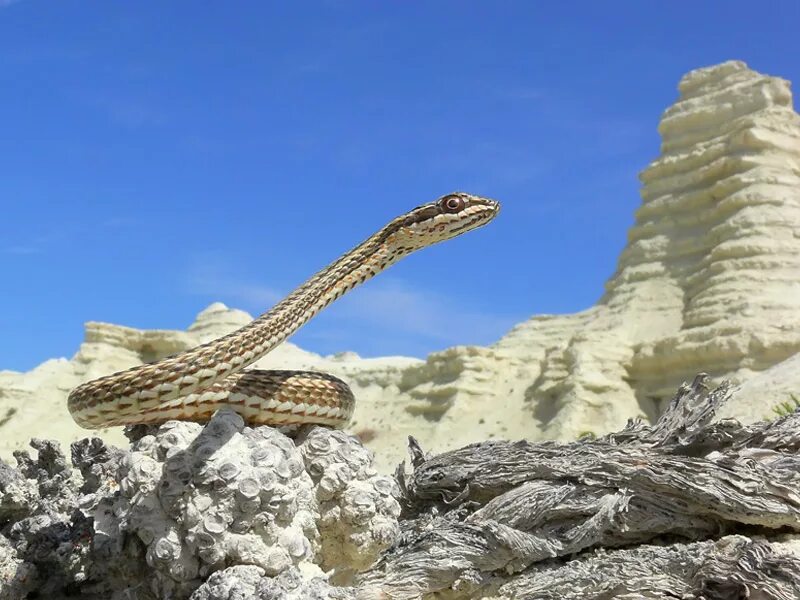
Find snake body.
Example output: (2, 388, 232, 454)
(68, 192, 499, 429)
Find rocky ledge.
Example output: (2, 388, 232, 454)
(2, 375, 799, 599)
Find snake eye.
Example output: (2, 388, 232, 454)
(442, 195, 465, 213)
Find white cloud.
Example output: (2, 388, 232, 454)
(186, 262, 283, 309)
(311, 277, 519, 349)
(300, 277, 521, 356)
(185, 263, 517, 356)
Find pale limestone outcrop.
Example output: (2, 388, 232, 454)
(1, 61, 800, 472)
(719, 352, 800, 424)
(0, 303, 424, 472)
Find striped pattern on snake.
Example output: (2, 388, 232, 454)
(67, 192, 500, 429)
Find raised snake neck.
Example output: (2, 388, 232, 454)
(68, 192, 499, 429)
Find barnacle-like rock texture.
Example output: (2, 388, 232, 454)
(190, 565, 353, 600)
(115, 411, 323, 596)
(298, 426, 401, 578)
(0, 411, 400, 599)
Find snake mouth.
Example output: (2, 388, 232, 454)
(446, 199, 500, 237)
(448, 211, 495, 236)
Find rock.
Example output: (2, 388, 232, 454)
(0, 412, 399, 599)
(186, 302, 253, 343)
(0, 303, 423, 472)
(3, 61, 800, 471)
(721, 352, 800, 423)
(189, 565, 353, 600)
(477, 59, 800, 442)
(2, 377, 799, 598)
(408, 58, 800, 444)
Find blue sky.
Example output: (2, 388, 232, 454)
(1, 2, 799, 372)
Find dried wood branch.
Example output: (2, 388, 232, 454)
(360, 375, 800, 598)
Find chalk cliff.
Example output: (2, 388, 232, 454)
(491, 59, 800, 436)
(2, 60, 799, 471)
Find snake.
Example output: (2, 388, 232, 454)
(67, 192, 500, 430)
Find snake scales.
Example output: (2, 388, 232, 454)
(68, 193, 499, 429)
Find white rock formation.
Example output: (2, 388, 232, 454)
(2, 60, 800, 472)
(0, 303, 424, 473)
(392, 59, 800, 447)
(487, 59, 800, 437)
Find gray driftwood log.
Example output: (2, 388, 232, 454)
(358, 375, 800, 598)
(1, 374, 799, 599)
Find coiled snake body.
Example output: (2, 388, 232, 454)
(68, 193, 499, 429)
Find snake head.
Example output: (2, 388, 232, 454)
(392, 192, 500, 250)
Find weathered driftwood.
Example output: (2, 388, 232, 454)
(357, 375, 800, 598)
(496, 535, 800, 600)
